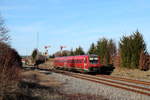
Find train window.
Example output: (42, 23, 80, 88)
(74, 59, 82, 63)
(67, 60, 73, 63)
(89, 57, 98, 64)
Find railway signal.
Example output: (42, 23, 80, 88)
(60, 46, 66, 56)
(60, 46, 66, 50)
(44, 45, 51, 56)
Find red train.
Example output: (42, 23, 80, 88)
(54, 55, 104, 72)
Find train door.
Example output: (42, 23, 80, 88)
(64, 58, 67, 68)
(83, 57, 88, 70)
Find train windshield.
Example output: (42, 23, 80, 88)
(89, 56, 99, 64)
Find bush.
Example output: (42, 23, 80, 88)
(0, 42, 22, 99)
(34, 55, 46, 67)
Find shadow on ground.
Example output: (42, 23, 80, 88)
(19, 81, 59, 92)
(3, 80, 63, 100)
(88, 64, 115, 75)
(22, 66, 52, 75)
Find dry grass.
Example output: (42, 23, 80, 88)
(0, 67, 22, 100)
(0, 69, 19, 100)
(37, 59, 54, 70)
(111, 67, 150, 80)
(21, 70, 61, 87)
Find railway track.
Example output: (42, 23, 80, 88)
(96, 75, 150, 86)
(53, 69, 150, 96)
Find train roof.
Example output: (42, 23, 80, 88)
(55, 54, 98, 58)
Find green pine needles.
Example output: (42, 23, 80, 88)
(119, 30, 147, 69)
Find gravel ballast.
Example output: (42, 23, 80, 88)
(50, 72, 149, 100)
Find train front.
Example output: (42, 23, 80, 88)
(87, 55, 115, 74)
(87, 55, 102, 72)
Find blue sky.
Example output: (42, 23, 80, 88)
(0, 0, 150, 55)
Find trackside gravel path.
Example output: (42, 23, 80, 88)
(51, 72, 149, 100)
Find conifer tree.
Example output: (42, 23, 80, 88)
(74, 46, 85, 55)
(31, 49, 38, 63)
(96, 38, 108, 64)
(108, 39, 117, 64)
(88, 43, 96, 54)
(131, 30, 146, 68)
(70, 48, 74, 56)
(119, 30, 146, 69)
(119, 36, 132, 68)
(96, 38, 116, 65)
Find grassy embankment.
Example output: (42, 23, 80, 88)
(111, 68, 150, 80)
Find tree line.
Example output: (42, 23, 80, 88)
(55, 30, 149, 70)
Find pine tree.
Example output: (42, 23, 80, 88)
(88, 43, 96, 54)
(119, 30, 147, 69)
(131, 30, 146, 68)
(119, 36, 132, 68)
(74, 46, 85, 55)
(96, 38, 108, 64)
(108, 39, 117, 64)
(96, 38, 116, 65)
(31, 49, 38, 63)
(70, 48, 74, 56)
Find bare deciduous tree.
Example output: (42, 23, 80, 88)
(0, 15, 9, 43)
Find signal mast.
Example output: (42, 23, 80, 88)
(44, 45, 51, 57)
(60, 45, 66, 56)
